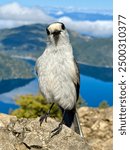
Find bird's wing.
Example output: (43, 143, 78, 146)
(34, 59, 39, 77)
(73, 58, 80, 101)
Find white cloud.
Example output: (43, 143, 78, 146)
(0, 2, 112, 37)
(44, 6, 112, 16)
(0, 2, 54, 29)
(56, 10, 64, 16)
(58, 16, 113, 37)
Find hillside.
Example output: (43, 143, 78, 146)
(0, 53, 34, 80)
(0, 24, 46, 58)
(0, 24, 113, 65)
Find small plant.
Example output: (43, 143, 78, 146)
(77, 96, 87, 108)
(99, 100, 109, 109)
(11, 93, 62, 119)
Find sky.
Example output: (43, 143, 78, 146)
(0, 0, 112, 10)
(0, 0, 113, 37)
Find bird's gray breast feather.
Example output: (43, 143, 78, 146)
(36, 49, 79, 110)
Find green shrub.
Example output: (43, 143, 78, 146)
(11, 93, 62, 119)
(99, 100, 109, 109)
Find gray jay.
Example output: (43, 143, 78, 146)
(36, 22, 83, 137)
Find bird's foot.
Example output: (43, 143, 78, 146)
(39, 103, 54, 126)
(39, 112, 49, 126)
(51, 122, 63, 137)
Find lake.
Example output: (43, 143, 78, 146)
(0, 62, 113, 114)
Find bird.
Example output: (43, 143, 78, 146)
(35, 22, 83, 137)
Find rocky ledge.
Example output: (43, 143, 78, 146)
(0, 107, 113, 150)
(78, 107, 113, 150)
(0, 113, 91, 150)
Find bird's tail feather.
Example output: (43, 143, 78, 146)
(73, 110, 84, 137)
(62, 108, 84, 137)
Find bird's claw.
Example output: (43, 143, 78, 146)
(39, 113, 49, 126)
(51, 122, 63, 137)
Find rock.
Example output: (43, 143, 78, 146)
(0, 106, 113, 150)
(78, 107, 113, 150)
(0, 114, 91, 150)
(0, 113, 17, 128)
(23, 132, 43, 148)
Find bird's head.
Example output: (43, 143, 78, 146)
(46, 22, 69, 46)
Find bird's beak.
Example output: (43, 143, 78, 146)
(52, 30, 61, 45)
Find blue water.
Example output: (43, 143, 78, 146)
(80, 74, 112, 107)
(0, 101, 18, 114)
(0, 79, 39, 113)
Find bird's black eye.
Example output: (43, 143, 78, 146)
(61, 23, 65, 30)
(46, 28, 50, 35)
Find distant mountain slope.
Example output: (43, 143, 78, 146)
(0, 24, 46, 58)
(0, 24, 113, 67)
(69, 32, 113, 67)
(0, 53, 34, 80)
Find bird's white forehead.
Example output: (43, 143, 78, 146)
(48, 23, 62, 32)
